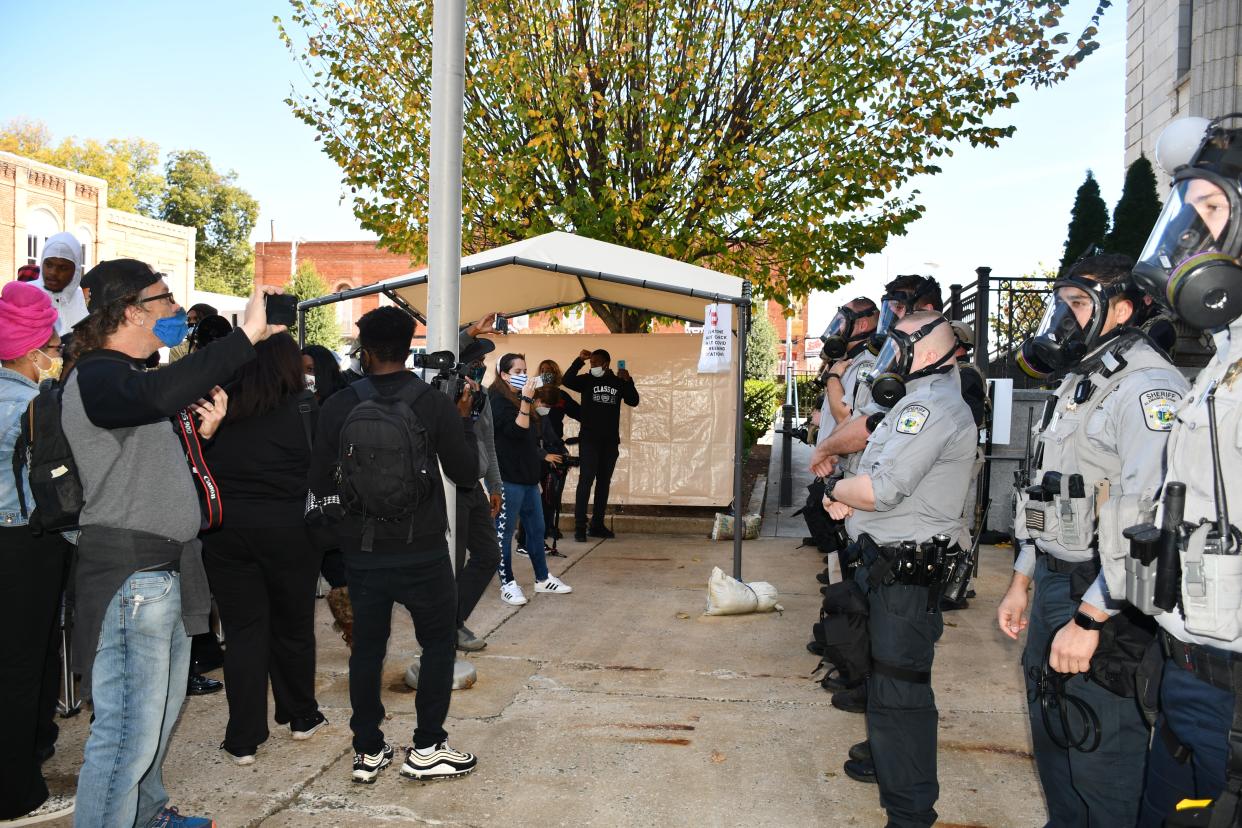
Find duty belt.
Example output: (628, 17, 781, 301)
(860, 533, 962, 613)
(1160, 629, 1241, 694)
(1036, 547, 1094, 576)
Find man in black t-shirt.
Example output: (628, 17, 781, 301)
(562, 348, 640, 541)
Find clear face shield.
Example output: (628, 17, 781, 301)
(1133, 174, 1242, 330)
(868, 295, 908, 354)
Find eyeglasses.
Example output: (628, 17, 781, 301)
(139, 291, 176, 306)
(40, 345, 65, 356)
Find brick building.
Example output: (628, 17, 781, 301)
(1125, 0, 1242, 179)
(253, 240, 420, 340)
(1, 151, 195, 298)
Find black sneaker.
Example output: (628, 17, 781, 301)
(399, 742, 477, 780)
(588, 525, 615, 539)
(187, 673, 223, 696)
(843, 757, 877, 784)
(574, 528, 587, 542)
(352, 742, 394, 784)
(848, 740, 871, 762)
(831, 684, 867, 714)
(291, 711, 328, 740)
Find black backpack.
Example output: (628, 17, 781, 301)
(12, 377, 84, 535)
(337, 377, 434, 549)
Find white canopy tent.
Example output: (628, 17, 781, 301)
(298, 231, 755, 577)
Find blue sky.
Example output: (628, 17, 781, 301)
(3, 0, 1128, 332)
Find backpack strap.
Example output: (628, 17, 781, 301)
(296, 389, 317, 450)
(11, 425, 27, 519)
(353, 377, 378, 402)
(391, 378, 432, 411)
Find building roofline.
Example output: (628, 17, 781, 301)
(0, 150, 109, 190)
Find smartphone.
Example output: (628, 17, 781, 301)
(265, 294, 298, 326)
(618, 359, 626, 370)
(494, 314, 509, 333)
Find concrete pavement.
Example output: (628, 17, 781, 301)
(40, 535, 1046, 827)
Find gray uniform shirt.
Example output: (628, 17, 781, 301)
(1015, 339, 1187, 586)
(846, 370, 977, 546)
(1157, 321, 1242, 651)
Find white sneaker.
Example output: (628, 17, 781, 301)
(500, 580, 528, 606)
(535, 575, 573, 594)
(3, 794, 74, 825)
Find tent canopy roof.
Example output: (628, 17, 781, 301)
(312, 231, 746, 327)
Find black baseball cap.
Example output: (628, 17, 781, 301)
(81, 259, 160, 314)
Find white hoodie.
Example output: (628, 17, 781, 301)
(34, 231, 88, 334)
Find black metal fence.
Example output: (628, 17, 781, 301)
(948, 269, 1058, 389)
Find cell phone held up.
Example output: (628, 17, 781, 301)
(265, 293, 298, 327)
(493, 313, 509, 334)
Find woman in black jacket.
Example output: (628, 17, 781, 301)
(203, 333, 327, 765)
(489, 353, 573, 607)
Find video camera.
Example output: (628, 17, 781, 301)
(412, 350, 487, 418)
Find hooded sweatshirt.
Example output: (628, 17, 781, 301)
(35, 232, 88, 334)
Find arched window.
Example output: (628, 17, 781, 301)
(76, 225, 94, 268)
(25, 208, 60, 264)
(334, 283, 355, 331)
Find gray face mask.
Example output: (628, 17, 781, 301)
(535, 405, 551, 416)
(589, 366, 605, 377)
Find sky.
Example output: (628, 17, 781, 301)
(2, 0, 1128, 334)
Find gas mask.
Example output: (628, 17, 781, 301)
(820, 304, 877, 360)
(1132, 116, 1242, 331)
(868, 279, 940, 354)
(866, 316, 955, 408)
(1016, 277, 1130, 381)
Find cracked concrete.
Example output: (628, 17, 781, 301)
(40, 534, 1048, 827)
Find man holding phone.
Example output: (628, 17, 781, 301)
(562, 348, 639, 542)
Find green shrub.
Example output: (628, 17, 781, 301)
(743, 379, 781, 449)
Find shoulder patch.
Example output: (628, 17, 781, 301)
(856, 359, 875, 383)
(895, 404, 931, 435)
(1140, 389, 1181, 431)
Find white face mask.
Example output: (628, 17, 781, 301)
(535, 405, 551, 416)
(589, 366, 605, 377)
(304, 373, 317, 393)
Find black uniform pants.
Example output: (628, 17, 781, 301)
(863, 574, 943, 828)
(455, 483, 501, 626)
(346, 556, 457, 752)
(575, 439, 619, 530)
(202, 526, 322, 752)
(0, 526, 69, 819)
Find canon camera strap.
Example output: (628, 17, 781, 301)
(173, 409, 223, 531)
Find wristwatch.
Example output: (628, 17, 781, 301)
(826, 373, 842, 382)
(519, 395, 534, 404)
(1073, 611, 1106, 631)
(823, 477, 838, 501)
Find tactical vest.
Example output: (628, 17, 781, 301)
(1018, 337, 1176, 588)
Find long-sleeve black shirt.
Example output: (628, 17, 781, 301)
(308, 370, 477, 565)
(562, 357, 639, 444)
(489, 385, 543, 485)
(206, 394, 313, 528)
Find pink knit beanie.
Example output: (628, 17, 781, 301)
(0, 280, 58, 361)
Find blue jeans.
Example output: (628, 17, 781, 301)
(1023, 562, 1150, 828)
(496, 482, 547, 583)
(1139, 656, 1236, 827)
(75, 572, 191, 828)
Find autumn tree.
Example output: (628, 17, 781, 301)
(279, 0, 1108, 331)
(159, 150, 259, 297)
(0, 118, 163, 214)
(745, 307, 778, 380)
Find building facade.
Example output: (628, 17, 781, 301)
(0, 151, 196, 300)
(1125, 0, 1242, 177)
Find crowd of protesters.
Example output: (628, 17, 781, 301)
(0, 235, 638, 827)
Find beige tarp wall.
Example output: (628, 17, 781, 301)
(481, 333, 737, 508)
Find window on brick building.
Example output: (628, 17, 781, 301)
(1177, 0, 1194, 80)
(25, 207, 59, 264)
(334, 283, 355, 330)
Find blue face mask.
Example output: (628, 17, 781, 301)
(507, 373, 528, 391)
(152, 309, 189, 348)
